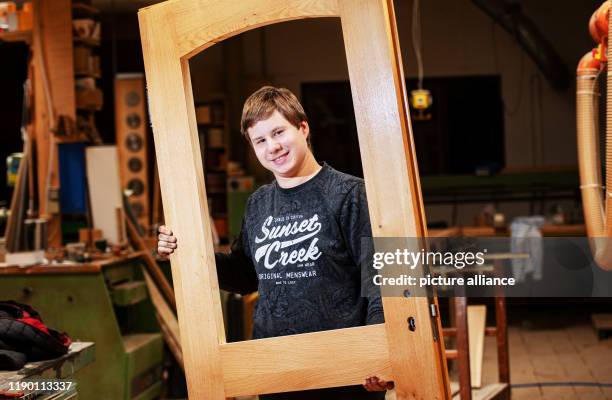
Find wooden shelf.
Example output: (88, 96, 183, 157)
(0, 30, 32, 44)
(72, 3, 100, 15)
(74, 36, 100, 47)
(55, 133, 91, 144)
(75, 69, 101, 79)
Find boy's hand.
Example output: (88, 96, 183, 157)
(363, 376, 394, 392)
(157, 225, 178, 258)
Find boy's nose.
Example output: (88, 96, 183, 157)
(267, 139, 282, 153)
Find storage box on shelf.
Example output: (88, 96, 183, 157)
(0, 2, 32, 44)
(0, 1, 32, 33)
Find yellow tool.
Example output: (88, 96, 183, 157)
(410, 88, 433, 120)
(6, 153, 22, 187)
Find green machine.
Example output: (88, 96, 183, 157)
(0, 254, 165, 399)
(227, 176, 256, 242)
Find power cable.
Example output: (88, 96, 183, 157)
(411, 0, 424, 89)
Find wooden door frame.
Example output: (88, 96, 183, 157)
(138, 0, 450, 398)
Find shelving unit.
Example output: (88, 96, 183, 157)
(72, 1, 102, 143)
(195, 98, 229, 243)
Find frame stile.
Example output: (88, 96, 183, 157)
(181, 58, 228, 344)
(383, 0, 451, 397)
(138, 5, 226, 398)
(338, 0, 450, 398)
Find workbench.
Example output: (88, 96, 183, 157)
(0, 342, 94, 399)
(0, 253, 164, 400)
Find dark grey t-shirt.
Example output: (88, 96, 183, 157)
(215, 163, 385, 399)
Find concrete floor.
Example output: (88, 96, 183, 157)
(238, 311, 612, 400)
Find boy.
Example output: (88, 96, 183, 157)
(158, 86, 393, 399)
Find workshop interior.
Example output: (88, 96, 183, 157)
(1, 0, 612, 399)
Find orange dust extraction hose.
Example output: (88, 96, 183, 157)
(577, 1, 612, 270)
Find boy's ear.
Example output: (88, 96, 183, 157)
(300, 121, 310, 138)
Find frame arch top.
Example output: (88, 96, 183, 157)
(139, 0, 339, 59)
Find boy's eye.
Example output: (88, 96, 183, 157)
(274, 130, 284, 136)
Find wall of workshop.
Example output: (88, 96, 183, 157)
(189, 0, 602, 224)
(234, 0, 598, 168)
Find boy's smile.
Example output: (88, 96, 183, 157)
(270, 150, 289, 166)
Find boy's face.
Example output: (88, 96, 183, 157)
(247, 110, 311, 178)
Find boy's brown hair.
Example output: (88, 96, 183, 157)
(241, 86, 309, 143)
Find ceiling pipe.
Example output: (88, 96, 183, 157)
(472, 0, 571, 90)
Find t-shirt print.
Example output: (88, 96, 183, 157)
(254, 214, 323, 284)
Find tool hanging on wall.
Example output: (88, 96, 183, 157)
(409, 0, 433, 121)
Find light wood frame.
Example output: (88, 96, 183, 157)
(139, 0, 450, 398)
